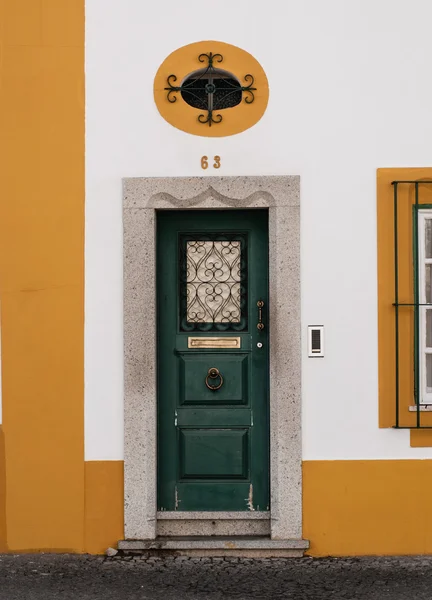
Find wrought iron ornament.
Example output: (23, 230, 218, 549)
(165, 52, 256, 126)
(180, 235, 248, 332)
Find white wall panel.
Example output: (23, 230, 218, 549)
(85, 0, 432, 460)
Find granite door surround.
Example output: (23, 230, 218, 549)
(123, 176, 302, 541)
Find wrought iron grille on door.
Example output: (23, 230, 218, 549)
(179, 234, 248, 332)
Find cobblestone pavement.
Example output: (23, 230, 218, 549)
(1, 554, 432, 599)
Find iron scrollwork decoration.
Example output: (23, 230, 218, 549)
(165, 52, 256, 126)
(180, 234, 248, 332)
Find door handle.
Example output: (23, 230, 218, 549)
(205, 368, 224, 391)
(257, 300, 265, 330)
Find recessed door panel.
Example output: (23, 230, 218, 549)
(157, 209, 269, 512)
(179, 429, 249, 479)
(179, 353, 248, 405)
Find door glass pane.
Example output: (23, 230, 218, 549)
(426, 219, 432, 259)
(186, 240, 241, 323)
(180, 235, 248, 332)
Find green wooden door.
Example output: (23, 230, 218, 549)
(157, 209, 269, 511)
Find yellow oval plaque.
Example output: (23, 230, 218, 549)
(154, 40, 269, 138)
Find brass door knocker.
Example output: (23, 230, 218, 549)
(205, 367, 224, 391)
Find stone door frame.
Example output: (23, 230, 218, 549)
(123, 176, 302, 541)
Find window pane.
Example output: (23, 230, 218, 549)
(426, 219, 432, 259)
(186, 240, 241, 324)
(427, 311, 432, 348)
(180, 234, 248, 333)
(426, 264, 432, 303)
(427, 354, 432, 393)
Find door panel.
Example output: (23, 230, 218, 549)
(157, 209, 269, 512)
(179, 429, 249, 479)
(179, 353, 248, 405)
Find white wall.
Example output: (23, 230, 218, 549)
(85, 0, 432, 461)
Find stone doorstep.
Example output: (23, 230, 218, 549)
(118, 536, 309, 556)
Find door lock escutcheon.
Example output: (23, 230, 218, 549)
(257, 300, 265, 330)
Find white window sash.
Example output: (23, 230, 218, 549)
(418, 210, 432, 403)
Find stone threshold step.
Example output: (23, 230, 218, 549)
(118, 536, 310, 551)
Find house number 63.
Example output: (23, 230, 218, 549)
(201, 156, 221, 170)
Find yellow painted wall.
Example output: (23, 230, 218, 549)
(410, 430, 432, 447)
(85, 461, 124, 554)
(0, 0, 124, 554)
(0, 0, 85, 551)
(303, 460, 432, 556)
(0, 427, 6, 552)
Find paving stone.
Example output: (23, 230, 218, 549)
(1, 554, 432, 599)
